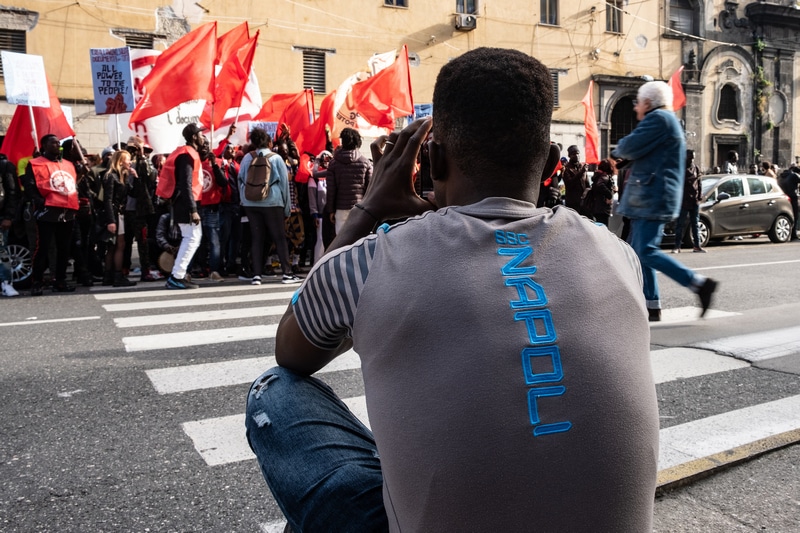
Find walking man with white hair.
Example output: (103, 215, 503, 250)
(613, 80, 718, 322)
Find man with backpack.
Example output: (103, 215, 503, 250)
(158, 123, 206, 289)
(777, 166, 799, 241)
(237, 127, 301, 285)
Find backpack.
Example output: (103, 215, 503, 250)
(245, 151, 275, 202)
(579, 186, 594, 215)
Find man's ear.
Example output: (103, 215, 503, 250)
(429, 140, 447, 183)
(541, 143, 561, 182)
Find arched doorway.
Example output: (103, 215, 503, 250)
(609, 95, 638, 154)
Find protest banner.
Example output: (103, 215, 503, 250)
(1, 51, 49, 108)
(90, 47, 135, 115)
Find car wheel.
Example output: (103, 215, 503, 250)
(768, 214, 793, 243)
(0, 244, 33, 285)
(698, 219, 710, 247)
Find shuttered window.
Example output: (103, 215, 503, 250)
(125, 34, 155, 50)
(303, 50, 326, 95)
(550, 70, 560, 108)
(0, 29, 26, 78)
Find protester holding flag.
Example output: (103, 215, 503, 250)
(23, 134, 80, 295)
(160, 124, 206, 290)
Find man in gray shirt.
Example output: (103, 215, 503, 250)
(246, 48, 659, 532)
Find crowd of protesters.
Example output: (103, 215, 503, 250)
(0, 119, 372, 296)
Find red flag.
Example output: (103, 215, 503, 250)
(216, 22, 249, 64)
(278, 89, 315, 142)
(581, 81, 600, 165)
(254, 92, 306, 121)
(2, 77, 75, 166)
(350, 45, 413, 129)
(200, 31, 259, 130)
(295, 90, 337, 157)
(668, 66, 686, 111)
(129, 22, 217, 125)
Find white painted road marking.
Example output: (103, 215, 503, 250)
(650, 307, 739, 325)
(146, 350, 361, 394)
(123, 324, 278, 352)
(0, 316, 102, 327)
(650, 348, 749, 383)
(114, 305, 287, 328)
(692, 326, 800, 362)
(659, 394, 800, 470)
(104, 291, 296, 312)
(93, 283, 287, 300)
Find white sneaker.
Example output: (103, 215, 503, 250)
(149, 269, 165, 280)
(209, 271, 224, 282)
(2, 280, 19, 297)
(251, 276, 262, 285)
(281, 274, 303, 284)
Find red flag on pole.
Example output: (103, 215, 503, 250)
(350, 45, 413, 129)
(216, 22, 249, 64)
(129, 22, 217, 126)
(581, 80, 600, 165)
(295, 90, 338, 157)
(254, 91, 308, 122)
(200, 31, 258, 130)
(278, 89, 315, 142)
(668, 65, 686, 111)
(2, 77, 75, 166)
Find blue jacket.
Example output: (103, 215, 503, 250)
(614, 108, 685, 221)
(237, 148, 291, 217)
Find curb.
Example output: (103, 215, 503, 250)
(656, 427, 800, 494)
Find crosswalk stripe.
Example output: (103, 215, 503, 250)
(176, 346, 753, 467)
(114, 305, 287, 328)
(692, 326, 800, 362)
(0, 316, 101, 327)
(658, 394, 800, 471)
(123, 324, 278, 352)
(93, 282, 287, 300)
(650, 307, 739, 324)
(146, 350, 361, 394)
(104, 291, 296, 312)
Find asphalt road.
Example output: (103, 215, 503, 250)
(1, 236, 798, 532)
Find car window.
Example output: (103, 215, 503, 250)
(747, 177, 766, 195)
(765, 180, 774, 193)
(718, 177, 744, 198)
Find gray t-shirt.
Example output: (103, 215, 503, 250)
(293, 197, 659, 532)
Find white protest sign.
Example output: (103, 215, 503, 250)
(1, 51, 50, 107)
(90, 47, 135, 115)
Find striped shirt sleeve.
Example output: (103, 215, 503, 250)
(291, 234, 379, 350)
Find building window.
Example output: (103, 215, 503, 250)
(125, 34, 155, 49)
(717, 84, 739, 122)
(606, 1, 623, 33)
(0, 29, 26, 78)
(668, 0, 698, 36)
(540, 0, 558, 25)
(549, 70, 560, 108)
(384, 0, 407, 7)
(302, 50, 326, 95)
(609, 96, 638, 149)
(457, 0, 477, 14)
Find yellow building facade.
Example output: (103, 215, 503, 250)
(1, 1, 798, 169)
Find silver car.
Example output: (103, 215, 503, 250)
(671, 173, 796, 247)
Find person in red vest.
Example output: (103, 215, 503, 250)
(158, 123, 206, 290)
(22, 134, 80, 295)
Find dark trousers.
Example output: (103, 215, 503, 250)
(33, 219, 74, 284)
(123, 211, 150, 272)
(244, 206, 291, 277)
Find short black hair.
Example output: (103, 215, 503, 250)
(433, 48, 553, 182)
(249, 128, 271, 149)
(182, 123, 202, 143)
(40, 134, 59, 149)
(339, 128, 362, 150)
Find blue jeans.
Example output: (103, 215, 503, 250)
(629, 219, 697, 309)
(199, 206, 221, 272)
(245, 367, 388, 532)
(673, 205, 700, 249)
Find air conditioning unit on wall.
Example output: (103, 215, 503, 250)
(455, 14, 477, 31)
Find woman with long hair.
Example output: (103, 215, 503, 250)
(103, 150, 136, 287)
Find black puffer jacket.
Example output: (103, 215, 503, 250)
(325, 149, 372, 212)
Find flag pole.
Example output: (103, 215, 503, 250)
(211, 104, 215, 146)
(28, 105, 39, 150)
(115, 114, 121, 148)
